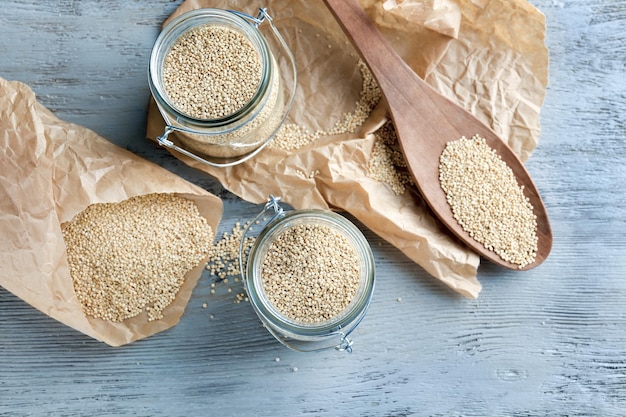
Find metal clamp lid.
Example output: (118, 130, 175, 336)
(228, 7, 273, 27)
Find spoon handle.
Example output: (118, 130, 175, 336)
(322, 0, 392, 76)
(324, 0, 432, 115)
(322, 0, 462, 165)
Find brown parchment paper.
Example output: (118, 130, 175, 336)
(0, 77, 224, 346)
(147, 0, 549, 298)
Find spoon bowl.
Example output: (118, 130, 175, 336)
(323, 0, 552, 269)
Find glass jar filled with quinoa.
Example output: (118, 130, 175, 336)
(240, 196, 375, 353)
(149, 8, 296, 167)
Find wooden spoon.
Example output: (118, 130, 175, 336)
(323, 0, 552, 270)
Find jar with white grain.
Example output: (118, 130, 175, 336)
(240, 197, 376, 353)
(149, 8, 296, 167)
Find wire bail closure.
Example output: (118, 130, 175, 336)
(229, 7, 272, 27)
(238, 195, 284, 279)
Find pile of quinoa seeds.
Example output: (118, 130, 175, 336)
(438, 135, 538, 268)
(261, 224, 361, 323)
(62, 193, 214, 322)
(162, 24, 262, 120)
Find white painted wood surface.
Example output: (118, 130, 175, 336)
(1, 0, 625, 415)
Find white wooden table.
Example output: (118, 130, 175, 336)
(1, 1, 625, 415)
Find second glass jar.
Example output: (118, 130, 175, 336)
(240, 197, 376, 353)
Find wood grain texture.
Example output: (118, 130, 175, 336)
(1, 0, 625, 416)
(322, 0, 552, 270)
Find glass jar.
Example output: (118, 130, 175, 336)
(240, 196, 376, 353)
(148, 8, 296, 167)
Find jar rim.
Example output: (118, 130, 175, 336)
(245, 210, 376, 339)
(148, 8, 272, 127)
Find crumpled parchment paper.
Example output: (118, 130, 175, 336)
(147, 0, 549, 298)
(0, 77, 223, 346)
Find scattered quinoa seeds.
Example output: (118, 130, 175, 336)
(205, 221, 255, 282)
(62, 193, 214, 322)
(268, 60, 413, 197)
(261, 224, 361, 323)
(367, 120, 414, 195)
(438, 135, 538, 268)
(269, 60, 381, 151)
(205, 220, 254, 304)
(162, 24, 262, 120)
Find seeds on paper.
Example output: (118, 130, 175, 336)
(367, 120, 414, 195)
(162, 24, 262, 119)
(438, 135, 538, 268)
(261, 224, 361, 323)
(62, 193, 214, 322)
(269, 60, 381, 151)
